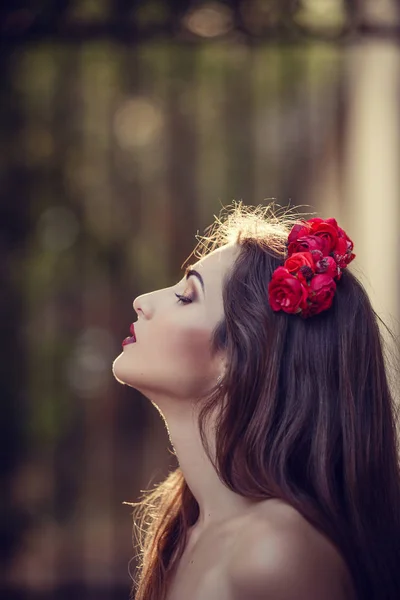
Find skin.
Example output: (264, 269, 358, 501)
(112, 243, 355, 600)
(112, 243, 255, 533)
(113, 243, 237, 406)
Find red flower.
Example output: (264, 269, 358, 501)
(268, 267, 308, 314)
(308, 219, 339, 253)
(287, 222, 312, 244)
(309, 217, 336, 230)
(288, 218, 355, 269)
(336, 224, 353, 245)
(314, 255, 340, 280)
(302, 275, 337, 318)
(269, 217, 355, 319)
(284, 251, 315, 275)
(284, 251, 315, 284)
(288, 235, 326, 257)
(310, 249, 324, 263)
(332, 231, 356, 268)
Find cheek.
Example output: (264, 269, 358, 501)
(135, 315, 217, 397)
(114, 310, 219, 398)
(153, 318, 213, 373)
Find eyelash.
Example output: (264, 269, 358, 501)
(175, 292, 193, 304)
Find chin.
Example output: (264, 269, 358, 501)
(112, 354, 149, 391)
(112, 354, 133, 386)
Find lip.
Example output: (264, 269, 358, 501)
(122, 322, 137, 347)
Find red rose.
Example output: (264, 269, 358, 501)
(302, 274, 336, 317)
(288, 235, 326, 257)
(344, 251, 356, 266)
(284, 251, 315, 275)
(333, 230, 356, 268)
(308, 220, 339, 253)
(309, 217, 339, 232)
(288, 221, 312, 245)
(334, 236, 347, 254)
(314, 255, 340, 279)
(310, 249, 324, 263)
(307, 217, 325, 228)
(284, 251, 315, 284)
(272, 217, 355, 319)
(334, 224, 354, 251)
(268, 267, 308, 314)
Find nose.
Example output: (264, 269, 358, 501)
(133, 294, 151, 319)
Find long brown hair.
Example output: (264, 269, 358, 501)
(129, 203, 400, 600)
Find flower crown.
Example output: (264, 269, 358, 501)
(268, 217, 356, 318)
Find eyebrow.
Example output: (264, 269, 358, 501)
(185, 267, 205, 295)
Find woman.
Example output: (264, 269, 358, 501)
(112, 203, 400, 600)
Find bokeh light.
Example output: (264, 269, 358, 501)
(295, 0, 347, 34)
(113, 97, 164, 149)
(36, 207, 80, 253)
(66, 327, 115, 398)
(183, 2, 234, 38)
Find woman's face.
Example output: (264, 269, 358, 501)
(112, 243, 239, 401)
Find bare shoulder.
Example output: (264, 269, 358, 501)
(226, 499, 356, 600)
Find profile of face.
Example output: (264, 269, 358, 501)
(112, 243, 239, 405)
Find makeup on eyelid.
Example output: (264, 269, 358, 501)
(175, 292, 193, 304)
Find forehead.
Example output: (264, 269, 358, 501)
(193, 243, 240, 281)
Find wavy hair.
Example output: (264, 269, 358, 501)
(129, 202, 400, 600)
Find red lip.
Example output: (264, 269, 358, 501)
(121, 323, 137, 347)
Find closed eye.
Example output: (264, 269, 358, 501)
(175, 293, 193, 304)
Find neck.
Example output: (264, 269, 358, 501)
(163, 401, 255, 534)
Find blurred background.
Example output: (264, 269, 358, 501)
(1, 1, 400, 599)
